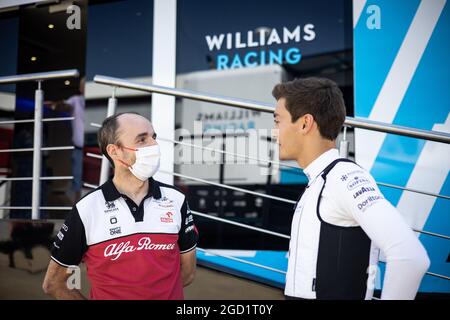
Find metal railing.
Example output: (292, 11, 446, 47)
(0, 116, 74, 125)
(0, 69, 79, 219)
(89, 121, 450, 201)
(81, 175, 449, 281)
(0, 69, 79, 84)
(93, 75, 450, 144)
(197, 247, 287, 275)
(0, 146, 75, 153)
(0, 176, 73, 181)
(90, 75, 450, 285)
(1, 71, 447, 292)
(164, 136, 450, 200)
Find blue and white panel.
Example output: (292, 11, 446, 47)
(354, 0, 449, 293)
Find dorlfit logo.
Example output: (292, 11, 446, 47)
(161, 212, 174, 223)
(347, 176, 370, 190)
(104, 237, 176, 261)
(353, 186, 376, 199)
(357, 195, 384, 212)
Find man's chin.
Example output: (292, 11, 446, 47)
(278, 153, 294, 161)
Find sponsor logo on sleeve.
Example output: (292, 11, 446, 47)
(185, 225, 195, 233)
(357, 195, 384, 212)
(353, 186, 376, 199)
(185, 214, 194, 225)
(341, 170, 364, 182)
(347, 176, 370, 190)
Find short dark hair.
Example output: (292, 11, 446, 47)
(272, 77, 346, 140)
(97, 112, 140, 168)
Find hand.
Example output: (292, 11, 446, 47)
(44, 101, 57, 111)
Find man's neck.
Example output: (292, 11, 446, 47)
(112, 170, 148, 200)
(296, 139, 336, 169)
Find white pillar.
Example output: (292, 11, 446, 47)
(152, 0, 177, 184)
(32, 83, 43, 219)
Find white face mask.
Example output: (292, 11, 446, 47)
(120, 144, 161, 181)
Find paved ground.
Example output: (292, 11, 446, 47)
(0, 254, 284, 300)
(0, 219, 284, 300)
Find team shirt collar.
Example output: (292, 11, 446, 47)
(101, 177, 162, 202)
(303, 148, 340, 185)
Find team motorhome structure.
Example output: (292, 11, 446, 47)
(0, 0, 448, 299)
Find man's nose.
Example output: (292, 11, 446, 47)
(271, 128, 280, 144)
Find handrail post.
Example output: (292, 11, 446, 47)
(0, 69, 78, 220)
(339, 126, 350, 158)
(31, 81, 43, 220)
(99, 89, 117, 185)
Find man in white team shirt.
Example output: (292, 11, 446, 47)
(272, 77, 430, 300)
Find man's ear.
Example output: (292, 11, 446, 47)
(301, 114, 314, 133)
(106, 144, 118, 161)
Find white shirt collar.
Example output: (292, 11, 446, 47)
(303, 148, 340, 185)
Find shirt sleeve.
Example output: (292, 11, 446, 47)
(327, 164, 430, 300)
(51, 207, 88, 267)
(64, 96, 76, 106)
(178, 198, 198, 254)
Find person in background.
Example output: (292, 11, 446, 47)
(47, 77, 85, 202)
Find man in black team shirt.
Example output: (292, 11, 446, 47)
(43, 112, 198, 299)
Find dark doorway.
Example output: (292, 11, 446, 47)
(11, 1, 87, 219)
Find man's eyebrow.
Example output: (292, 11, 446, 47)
(134, 132, 148, 141)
